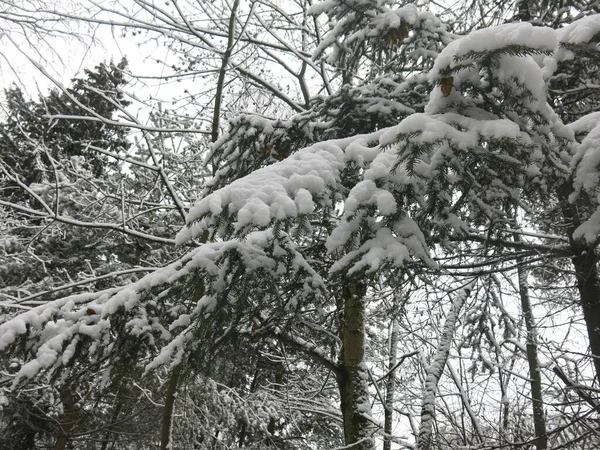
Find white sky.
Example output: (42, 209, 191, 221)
(0, 10, 190, 119)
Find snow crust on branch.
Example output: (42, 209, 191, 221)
(178, 140, 346, 244)
(568, 112, 600, 137)
(542, 14, 600, 79)
(380, 113, 525, 148)
(557, 13, 600, 45)
(0, 231, 325, 383)
(430, 22, 558, 81)
(179, 127, 441, 274)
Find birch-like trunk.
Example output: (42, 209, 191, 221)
(383, 319, 399, 450)
(417, 284, 472, 450)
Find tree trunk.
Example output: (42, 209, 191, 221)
(569, 248, 600, 384)
(560, 191, 600, 384)
(336, 279, 374, 450)
(22, 429, 36, 450)
(53, 390, 79, 450)
(238, 367, 260, 447)
(417, 283, 472, 450)
(160, 366, 182, 450)
(516, 250, 547, 449)
(266, 368, 284, 443)
(100, 394, 123, 450)
(383, 318, 399, 450)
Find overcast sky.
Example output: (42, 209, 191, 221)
(0, 7, 186, 118)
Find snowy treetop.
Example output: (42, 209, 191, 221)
(181, 15, 600, 267)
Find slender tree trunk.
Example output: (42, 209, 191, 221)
(417, 283, 472, 450)
(211, 0, 240, 144)
(238, 367, 260, 447)
(266, 368, 284, 443)
(383, 318, 399, 450)
(515, 247, 547, 449)
(336, 279, 374, 450)
(160, 366, 182, 450)
(569, 248, 600, 384)
(53, 390, 79, 450)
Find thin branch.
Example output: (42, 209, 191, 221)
(211, 0, 241, 143)
(553, 366, 600, 412)
(0, 199, 177, 245)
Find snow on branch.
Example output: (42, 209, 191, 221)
(311, 2, 449, 68)
(569, 123, 600, 244)
(426, 20, 573, 135)
(568, 112, 600, 138)
(550, 13, 600, 67)
(430, 22, 557, 81)
(571, 123, 600, 198)
(179, 126, 445, 274)
(0, 230, 326, 385)
(557, 13, 600, 45)
(177, 132, 384, 245)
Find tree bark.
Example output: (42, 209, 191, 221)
(100, 394, 123, 450)
(515, 248, 547, 449)
(53, 390, 79, 450)
(160, 366, 182, 450)
(336, 279, 374, 450)
(383, 318, 399, 450)
(417, 283, 472, 450)
(569, 248, 600, 384)
(238, 367, 260, 447)
(560, 191, 600, 384)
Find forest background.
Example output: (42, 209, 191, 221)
(1, 0, 600, 449)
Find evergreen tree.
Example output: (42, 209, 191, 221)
(0, 59, 134, 292)
(1, 58, 130, 186)
(2, 2, 600, 450)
